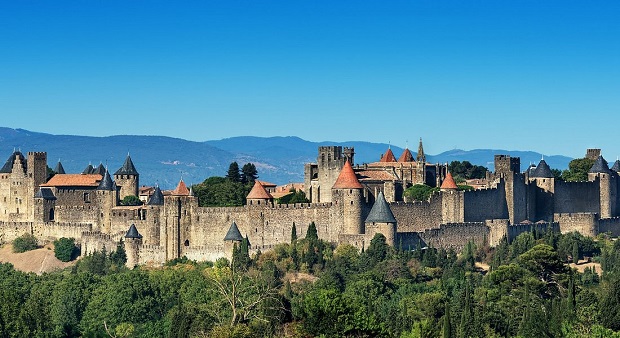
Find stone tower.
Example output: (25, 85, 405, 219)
(114, 154, 139, 200)
(246, 181, 273, 206)
(332, 160, 364, 235)
(124, 223, 143, 268)
(588, 156, 617, 218)
(364, 191, 397, 246)
(416, 138, 426, 163)
(316, 146, 349, 203)
(97, 169, 116, 232)
(164, 179, 195, 260)
(492, 155, 527, 224)
(440, 172, 464, 223)
(223, 221, 244, 260)
(34, 187, 56, 222)
(528, 158, 556, 221)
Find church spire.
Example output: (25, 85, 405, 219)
(417, 137, 426, 162)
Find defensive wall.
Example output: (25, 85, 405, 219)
(554, 180, 600, 214)
(463, 185, 508, 222)
(419, 222, 489, 251)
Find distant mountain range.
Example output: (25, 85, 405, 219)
(0, 127, 573, 189)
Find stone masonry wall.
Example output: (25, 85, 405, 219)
(420, 222, 489, 251)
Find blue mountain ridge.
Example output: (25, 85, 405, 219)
(0, 127, 572, 189)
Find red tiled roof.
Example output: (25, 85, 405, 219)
(172, 180, 190, 196)
(42, 174, 102, 187)
(398, 148, 415, 162)
(440, 172, 458, 190)
(247, 180, 273, 199)
(380, 148, 397, 162)
(257, 180, 276, 187)
(333, 160, 363, 189)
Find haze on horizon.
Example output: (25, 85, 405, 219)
(1, 1, 619, 159)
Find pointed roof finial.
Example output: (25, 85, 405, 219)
(417, 137, 426, 162)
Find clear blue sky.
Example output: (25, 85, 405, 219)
(1, 1, 619, 158)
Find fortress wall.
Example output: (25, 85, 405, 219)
(54, 205, 99, 225)
(506, 222, 559, 242)
(337, 234, 366, 251)
(463, 186, 508, 222)
(32, 222, 92, 241)
(485, 219, 510, 247)
(554, 181, 600, 214)
(390, 194, 443, 232)
(395, 232, 424, 251)
(554, 213, 598, 237)
(0, 221, 33, 243)
(190, 203, 337, 250)
(420, 222, 489, 251)
(597, 217, 620, 237)
(81, 231, 121, 255)
(138, 244, 167, 266)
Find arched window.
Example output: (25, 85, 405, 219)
(49, 208, 55, 221)
(184, 239, 189, 246)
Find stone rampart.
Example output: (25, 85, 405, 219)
(390, 194, 443, 232)
(506, 221, 559, 242)
(554, 181, 600, 214)
(33, 222, 92, 241)
(0, 221, 33, 243)
(598, 217, 620, 237)
(464, 186, 508, 221)
(420, 222, 488, 251)
(554, 213, 598, 237)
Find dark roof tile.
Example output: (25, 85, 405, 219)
(224, 221, 244, 241)
(365, 191, 397, 223)
(114, 154, 139, 175)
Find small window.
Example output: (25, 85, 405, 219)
(84, 192, 90, 203)
(184, 239, 189, 246)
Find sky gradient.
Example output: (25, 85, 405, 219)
(1, 1, 619, 159)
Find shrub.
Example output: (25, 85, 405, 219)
(12, 233, 38, 253)
(53, 237, 78, 262)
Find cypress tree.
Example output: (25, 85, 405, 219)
(291, 222, 297, 243)
(443, 302, 452, 338)
(306, 222, 318, 240)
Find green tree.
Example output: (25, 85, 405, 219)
(226, 162, 241, 182)
(240, 163, 258, 184)
(12, 233, 38, 253)
(443, 302, 452, 338)
(53, 237, 78, 262)
(193, 176, 250, 207)
(306, 222, 318, 240)
(110, 239, 128, 267)
(562, 157, 595, 182)
(120, 195, 143, 206)
(404, 184, 438, 201)
(291, 223, 297, 243)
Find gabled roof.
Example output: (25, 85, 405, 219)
(53, 161, 66, 174)
(380, 148, 397, 162)
(612, 160, 620, 172)
(82, 164, 94, 175)
(397, 148, 415, 162)
(125, 224, 143, 239)
(365, 191, 397, 223)
(97, 170, 114, 190)
(440, 172, 458, 190)
(171, 179, 190, 196)
(589, 156, 611, 174)
(332, 160, 364, 189)
(42, 174, 102, 187)
(257, 180, 276, 187)
(224, 221, 244, 241)
(148, 185, 164, 205)
(0, 151, 26, 174)
(531, 159, 554, 178)
(35, 187, 56, 200)
(247, 180, 273, 199)
(115, 154, 139, 175)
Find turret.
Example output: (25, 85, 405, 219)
(417, 138, 426, 163)
(97, 169, 116, 232)
(246, 181, 273, 206)
(34, 187, 56, 222)
(223, 221, 244, 260)
(529, 158, 555, 193)
(379, 147, 397, 162)
(440, 172, 458, 192)
(114, 154, 139, 200)
(332, 160, 364, 235)
(124, 223, 143, 268)
(588, 155, 616, 218)
(365, 191, 397, 246)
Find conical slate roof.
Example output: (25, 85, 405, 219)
(54, 161, 66, 174)
(589, 156, 611, 174)
(365, 191, 397, 223)
(125, 224, 143, 239)
(115, 154, 139, 175)
(147, 185, 164, 205)
(440, 172, 458, 190)
(93, 163, 106, 176)
(97, 170, 114, 190)
(172, 179, 190, 196)
(34, 187, 56, 200)
(82, 163, 94, 175)
(247, 180, 273, 199)
(398, 148, 415, 162)
(611, 160, 620, 172)
(531, 159, 554, 178)
(0, 151, 26, 174)
(224, 221, 244, 241)
(332, 160, 363, 189)
(380, 148, 397, 162)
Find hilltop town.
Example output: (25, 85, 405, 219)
(0, 141, 618, 267)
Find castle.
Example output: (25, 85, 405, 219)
(1, 144, 620, 267)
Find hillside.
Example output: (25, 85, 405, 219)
(0, 127, 573, 188)
(0, 243, 76, 274)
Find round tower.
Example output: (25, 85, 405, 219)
(114, 154, 139, 200)
(124, 223, 143, 268)
(332, 160, 364, 235)
(365, 191, 397, 246)
(97, 169, 116, 232)
(246, 180, 273, 206)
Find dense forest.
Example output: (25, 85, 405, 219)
(2, 226, 620, 337)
